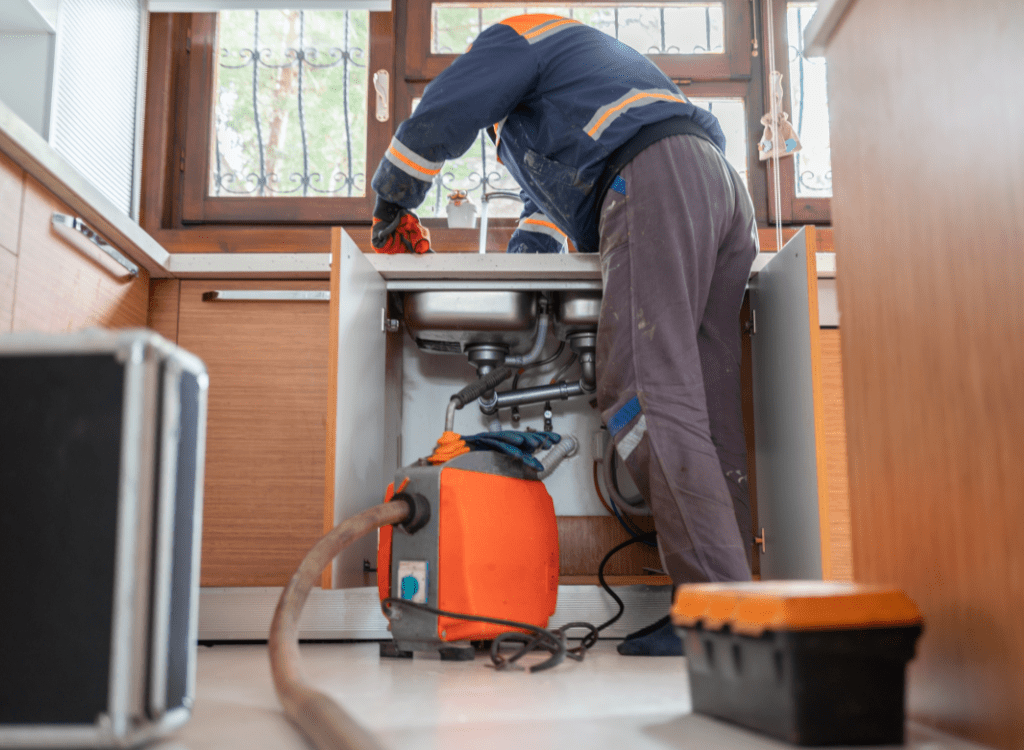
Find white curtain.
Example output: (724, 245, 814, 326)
(50, 0, 147, 218)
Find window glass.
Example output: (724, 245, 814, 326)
(210, 10, 369, 198)
(432, 3, 724, 56)
(690, 98, 748, 188)
(787, 2, 831, 197)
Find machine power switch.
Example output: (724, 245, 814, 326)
(397, 560, 428, 603)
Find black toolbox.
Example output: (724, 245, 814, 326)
(0, 329, 209, 748)
(672, 581, 923, 746)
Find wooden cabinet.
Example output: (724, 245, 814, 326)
(174, 279, 331, 587)
(808, 2, 1024, 745)
(11, 176, 149, 332)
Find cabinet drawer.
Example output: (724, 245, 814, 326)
(177, 279, 331, 587)
(12, 176, 149, 332)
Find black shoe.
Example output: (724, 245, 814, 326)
(617, 618, 683, 656)
(621, 615, 671, 641)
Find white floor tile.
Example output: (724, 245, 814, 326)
(157, 641, 990, 750)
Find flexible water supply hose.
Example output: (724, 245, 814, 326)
(269, 502, 411, 750)
(601, 434, 652, 516)
(535, 434, 579, 481)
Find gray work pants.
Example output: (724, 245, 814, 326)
(596, 134, 758, 585)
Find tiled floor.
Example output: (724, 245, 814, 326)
(155, 641, 988, 750)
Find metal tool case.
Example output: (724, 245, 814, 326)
(0, 329, 209, 748)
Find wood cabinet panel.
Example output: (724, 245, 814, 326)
(557, 516, 661, 577)
(819, 329, 851, 582)
(827, 1, 1024, 746)
(12, 177, 149, 332)
(148, 278, 180, 342)
(0, 151, 23, 256)
(177, 280, 331, 587)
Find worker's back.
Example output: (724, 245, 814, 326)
(374, 14, 726, 252)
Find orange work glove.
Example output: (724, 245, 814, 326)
(371, 203, 431, 255)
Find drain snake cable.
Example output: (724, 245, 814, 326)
(269, 497, 656, 750)
(269, 502, 408, 750)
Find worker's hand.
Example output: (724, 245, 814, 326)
(372, 198, 431, 254)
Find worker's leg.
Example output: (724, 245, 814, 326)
(697, 158, 759, 567)
(596, 134, 757, 589)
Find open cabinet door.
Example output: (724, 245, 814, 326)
(326, 229, 392, 588)
(748, 226, 832, 580)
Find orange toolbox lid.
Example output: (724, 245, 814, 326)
(671, 581, 922, 637)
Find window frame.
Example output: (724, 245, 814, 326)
(178, 11, 393, 224)
(763, 0, 830, 224)
(397, 0, 768, 229)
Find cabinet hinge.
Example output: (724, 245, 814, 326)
(179, 149, 186, 172)
(186, 29, 192, 53)
(744, 309, 757, 335)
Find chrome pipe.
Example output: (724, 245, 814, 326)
(479, 380, 585, 415)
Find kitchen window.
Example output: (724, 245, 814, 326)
(178, 10, 392, 224)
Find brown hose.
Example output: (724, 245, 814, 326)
(268, 502, 410, 750)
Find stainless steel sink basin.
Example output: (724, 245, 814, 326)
(552, 290, 602, 340)
(402, 290, 538, 354)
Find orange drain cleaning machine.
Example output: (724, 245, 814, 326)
(376, 450, 560, 660)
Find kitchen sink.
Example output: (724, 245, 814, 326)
(401, 290, 539, 354)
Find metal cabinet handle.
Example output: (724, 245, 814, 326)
(201, 290, 330, 302)
(51, 214, 139, 278)
(373, 69, 389, 122)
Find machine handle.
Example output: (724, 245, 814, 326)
(51, 213, 139, 278)
(201, 290, 330, 302)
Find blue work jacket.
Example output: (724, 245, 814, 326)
(370, 14, 726, 254)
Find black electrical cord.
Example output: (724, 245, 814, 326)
(381, 530, 657, 672)
(380, 598, 576, 673)
(550, 351, 579, 384)
(592, 531, 659, 636)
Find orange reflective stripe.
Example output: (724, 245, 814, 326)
(587, 92, 684, 137)
(523, 18, 577, 39)
(499, 14, 566, 36)
(388, 144, 441, 177)
(523, 217, 565, 236)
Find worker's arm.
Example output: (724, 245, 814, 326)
(507, 193, 567, 254)
(370, 24, 540, 211)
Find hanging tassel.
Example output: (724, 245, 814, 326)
(758, 71, 802, 161)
